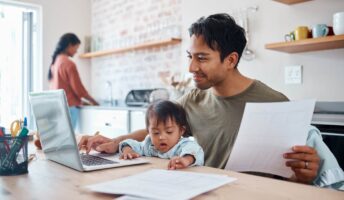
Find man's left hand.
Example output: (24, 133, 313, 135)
(284, 145, 320, 184)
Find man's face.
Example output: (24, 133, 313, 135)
(187, 35, 228, 90)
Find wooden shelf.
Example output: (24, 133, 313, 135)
(265, 35, 344, 53)
(272, 0, 312, 5)
(79, 38, 182, 59)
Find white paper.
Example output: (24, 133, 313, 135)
(225, 99, 316, 178)
(85, 169, 236, 200)
(116, 195, 151, 200)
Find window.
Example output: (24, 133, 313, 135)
(0, 1, 41, 128)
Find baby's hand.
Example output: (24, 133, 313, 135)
(120, 146, 140, 160)
(168, 155, 195, 170)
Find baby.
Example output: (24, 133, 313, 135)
(119, 100, 204, 169)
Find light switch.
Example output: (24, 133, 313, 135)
(285, 65, 302, 84)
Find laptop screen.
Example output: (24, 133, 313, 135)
(29, 90, 83, 171)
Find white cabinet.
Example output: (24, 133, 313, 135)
(129, 110, 146, 132)
(77, 108, 128, 138)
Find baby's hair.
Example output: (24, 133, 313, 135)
(145, 100, 191, 136)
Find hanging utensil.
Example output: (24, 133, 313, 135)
(241, 6, 258, 61)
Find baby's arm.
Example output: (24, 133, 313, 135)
(120, 146, 140, 160)
(168, 139, 204, 169)
(168, 155, 195, 170)
(119, 139, 143, 159)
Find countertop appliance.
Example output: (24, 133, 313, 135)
(125, 89, 169, 107)
(311, 101, 344, 169)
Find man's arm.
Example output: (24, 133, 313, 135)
(78, 129, 148, 154)
(115, 129, 148, 143)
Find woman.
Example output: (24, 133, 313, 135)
(49, 33, 98, 129)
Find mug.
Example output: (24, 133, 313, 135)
(333, 12, 344, 35)
(284, 31, 295, 42)
(312, 24, 329, 38)
(294, 26, 309, 40)
(327, 26, 335, 36)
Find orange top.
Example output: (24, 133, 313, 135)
(49, 54, 89, 107)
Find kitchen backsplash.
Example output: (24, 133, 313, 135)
(90, 0, 182, 101)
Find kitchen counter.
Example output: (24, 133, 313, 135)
(77, 105, 147, 137)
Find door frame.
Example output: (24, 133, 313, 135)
(0, 0, 42, 128)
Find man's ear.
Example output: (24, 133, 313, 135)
(224, 52, 239, 70)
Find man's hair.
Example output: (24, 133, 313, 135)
(188, 13, 247, 66)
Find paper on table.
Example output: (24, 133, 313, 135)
(225, 99, 316, 178)
(85, 169, 236, 200)
(116, 195, 151, 200)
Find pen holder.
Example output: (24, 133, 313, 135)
(0, 135, 29, 175)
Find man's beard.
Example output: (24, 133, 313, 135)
(194, 79, 216, 90)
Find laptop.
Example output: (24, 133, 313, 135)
(29, 89, 148, 171)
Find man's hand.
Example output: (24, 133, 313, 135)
(78, 134, 118, 154)
(284, 145, 320, 184)
(120, 146, 140, 160)
(168, 155, 195, 170)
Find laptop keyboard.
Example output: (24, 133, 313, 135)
(80, 154, 117, 166)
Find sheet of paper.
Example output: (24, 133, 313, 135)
(85, 169, 236, 200)
(225, 99, 315, 178)
(116, 195, 151, 200)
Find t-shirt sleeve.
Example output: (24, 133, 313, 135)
(175, 92, 188, 108)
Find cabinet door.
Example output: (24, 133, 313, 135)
(78, 109, 128, 138)
(76, 108, 97, 134)
(129, 110, 146, 132)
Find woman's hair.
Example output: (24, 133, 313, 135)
(48, 33, 81, 80)
(145, 100, 191, 136)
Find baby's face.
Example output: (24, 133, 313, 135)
(148, 117, 184, 153)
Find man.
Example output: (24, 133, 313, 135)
(79, 14, 321, 184)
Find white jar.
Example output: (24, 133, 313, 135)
(333, 12, 344, 35)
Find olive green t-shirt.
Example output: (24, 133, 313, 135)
(177, 80, 288, 169)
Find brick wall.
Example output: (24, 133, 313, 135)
(90, 0, 182, 102)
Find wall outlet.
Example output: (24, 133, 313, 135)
(285, 65, 302, 84)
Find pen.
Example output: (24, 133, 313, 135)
(0, 127, 4, 135)
(23, 117, 27, 128)
(0, 127, 10, 166)
(0, 127, 29, 170)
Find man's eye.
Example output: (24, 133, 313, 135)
(198, 56, 206, 61)
(167, 131, 173, 134)
(153, 132, 159, 135)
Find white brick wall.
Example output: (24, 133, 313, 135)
(90, 0, 182, 102)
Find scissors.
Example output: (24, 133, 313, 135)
(10, 120, 22, 137)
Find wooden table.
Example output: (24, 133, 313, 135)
(0, 150, 343, 200)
